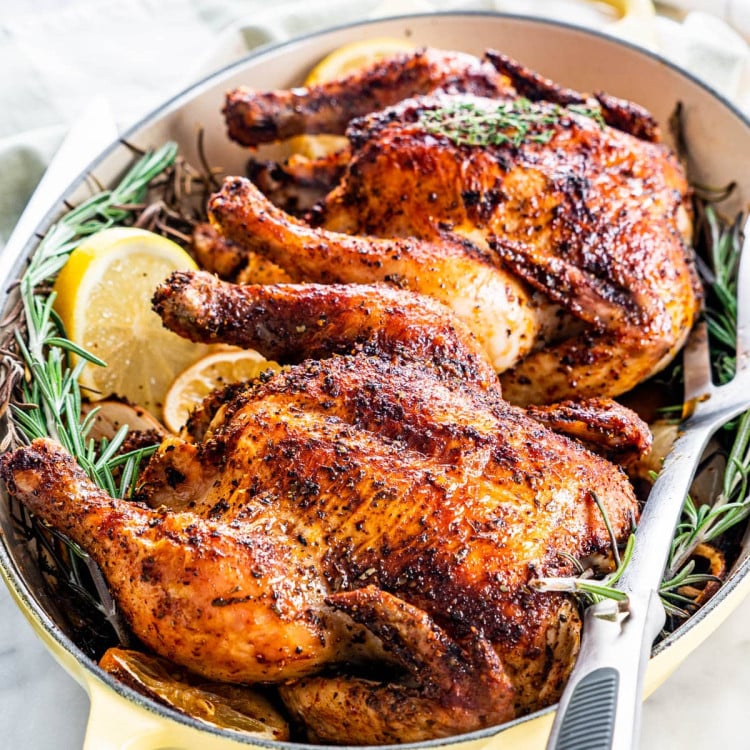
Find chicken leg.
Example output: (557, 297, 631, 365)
(153, 270, 500, 388)
(208, 177, 557, 374)
(224, 48, 511, 146)
(0, 439, 340, 683)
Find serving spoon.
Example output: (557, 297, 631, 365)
(547, 218, 750, 750)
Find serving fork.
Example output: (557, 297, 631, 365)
(547, 217, 750, 750)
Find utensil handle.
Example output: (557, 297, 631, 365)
(547, 591, 665, 750)
(554, 666, 619, 749)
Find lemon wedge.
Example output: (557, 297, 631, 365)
(163, 348, 282, 433)
(52, 227, 208, 416)
(291, 37, 415, 159)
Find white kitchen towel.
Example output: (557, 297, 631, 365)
(0, 0, 748, 248)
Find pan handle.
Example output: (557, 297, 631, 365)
(83, 681, 168, 750)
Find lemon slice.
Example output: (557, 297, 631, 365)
(100, 648, 289, 740)
(52, 227, 208, 416)
(163, 348, 282, 433)
(291, 37, 415, 159)
(305, 37, 416, 85)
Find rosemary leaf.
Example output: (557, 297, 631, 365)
(660, 203, 749, 610)
(45, 337, 107, 366)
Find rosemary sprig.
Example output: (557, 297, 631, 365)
(21, 142, 178, 292)
(658, 204, 749, 608)
(696, 204, 742, 384)
(531, 492, 635, 619)
(665, 413, 750, 582)
(659, 559, 722, 619)
(2, 136, 218, 646)
(11, 142, 177, 491)
(3, 144, 178, 635)
(418, 98, 605, 148)
(531, 534, 635, 611)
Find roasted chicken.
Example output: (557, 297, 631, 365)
(1, 277, 650, 744)
(214, 48, 700, 404)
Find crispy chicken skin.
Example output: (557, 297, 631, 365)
(209, 175, 554, 378)
(192, 222, 293, 284)
(223, 48, 512, 146)
(216, 50, 700, 404)
(1, 280, 648, 744)
(153, 271, 500, 389)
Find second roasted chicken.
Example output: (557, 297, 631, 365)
(1, 276, 650, 744)
(211, 47, 700, 404)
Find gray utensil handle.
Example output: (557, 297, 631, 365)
(547, 591, 665, 750)
(554, 667, 619, 749)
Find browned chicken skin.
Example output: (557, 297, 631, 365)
(217, 49, 700, 404)
(0, 278, 649, 744)
(192, 222, 293, 284)
(153, 271, 499, 388)
(223, 48, 512, 146)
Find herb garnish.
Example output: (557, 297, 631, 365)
(1, 143, 178, 640)
(7, 143, 178, 476)
(658, 204, 750, 618)
(696, 204, 743, 385)
(419, 98, 606, 148)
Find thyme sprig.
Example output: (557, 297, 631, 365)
(419, 98, 605, 148)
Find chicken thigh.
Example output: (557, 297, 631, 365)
(215, 49, 700, 404)
(1, 277, 648, 744)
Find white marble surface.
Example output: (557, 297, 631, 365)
(2, 576, 749, 748)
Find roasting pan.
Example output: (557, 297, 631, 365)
(2, 11, 750, 750)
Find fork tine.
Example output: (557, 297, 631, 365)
(735, 216, 750, 371)
(682, 320, 713, 418)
